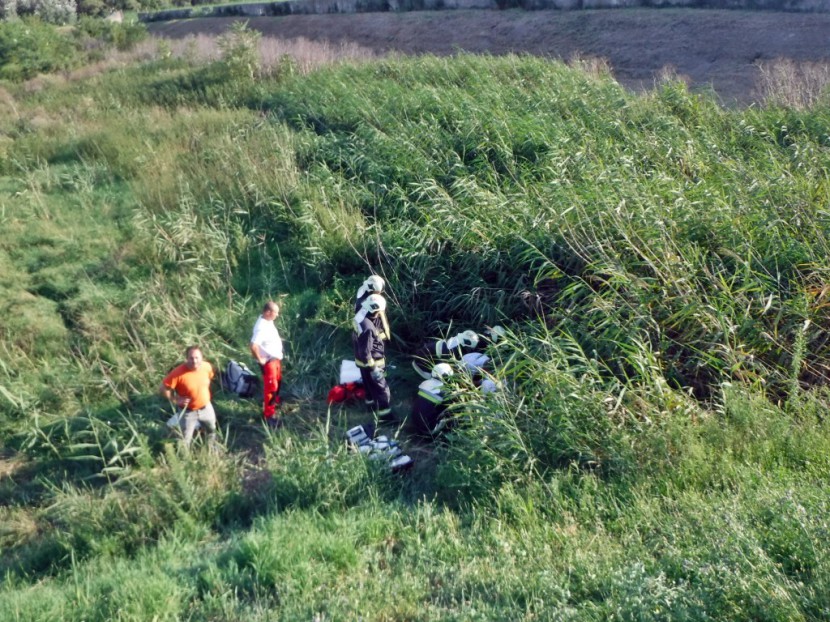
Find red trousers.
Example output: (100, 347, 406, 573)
(262, 358, 282, 418)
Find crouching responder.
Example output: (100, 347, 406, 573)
(462, 351, 501, 394)
(467, 325, 505, 392)
(412, 330, 479, 380)
(354, 294, 394, 423)
(410, 363, 454, 438)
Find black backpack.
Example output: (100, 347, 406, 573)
(222, 360, 259, 398)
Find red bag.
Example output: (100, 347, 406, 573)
(329, 382, 366, 404)
(327, 384, 347, 404)
(343, 382, 367, 401)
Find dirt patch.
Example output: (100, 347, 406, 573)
(148, 8, 830, 105)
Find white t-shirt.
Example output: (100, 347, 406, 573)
(250, 317, 283, 361)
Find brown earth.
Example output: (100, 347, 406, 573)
(148, 8, 830, 105)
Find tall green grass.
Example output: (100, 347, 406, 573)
(1, 46, 830, 620)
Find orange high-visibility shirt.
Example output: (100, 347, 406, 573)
(163, 362, 214, 410)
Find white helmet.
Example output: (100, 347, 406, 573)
(431, 363, 453, 380)
(457, 330, 479, 349)
(362, 294, 387, 314)
(363, 275, 385, 293)
(485, 325, 506, 343)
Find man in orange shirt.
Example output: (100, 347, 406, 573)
(160, 345, 217, 447)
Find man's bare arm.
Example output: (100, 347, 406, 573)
(250, 342, 266, 366)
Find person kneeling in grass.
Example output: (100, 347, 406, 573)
(160, 345, 217, 448)
(410, 362, 454, 438)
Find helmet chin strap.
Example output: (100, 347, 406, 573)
(354, 307, 390, 339)
(380, 310, 391, 341)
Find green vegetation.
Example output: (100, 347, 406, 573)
(0, 17, 146, 80)
(1, 23, 830, 620)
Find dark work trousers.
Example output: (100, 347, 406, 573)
(360, 365, 391, 414)
(410, 396, 447, 437)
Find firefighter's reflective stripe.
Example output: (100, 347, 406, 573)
(355, 357, 386, 368)
(417, 377, 444, 404)
(418, 389, 443, 404)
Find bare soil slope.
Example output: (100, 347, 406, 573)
(149, 8, 830, 104)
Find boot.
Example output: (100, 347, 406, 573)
(376, 408, 396, 424)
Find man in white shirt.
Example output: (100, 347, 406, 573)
(250, 301, 284, 428)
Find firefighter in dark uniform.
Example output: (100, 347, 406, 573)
(462, 324, 505, 387)
(411, 330, 479, 380)
(354, 294, 394, 422)
(354, 275, 391, 345)
(410, 363, 453, 438)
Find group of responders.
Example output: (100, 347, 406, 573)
(345, 274, 506, 439)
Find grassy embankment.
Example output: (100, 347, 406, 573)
(1, 27, 830, 620)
